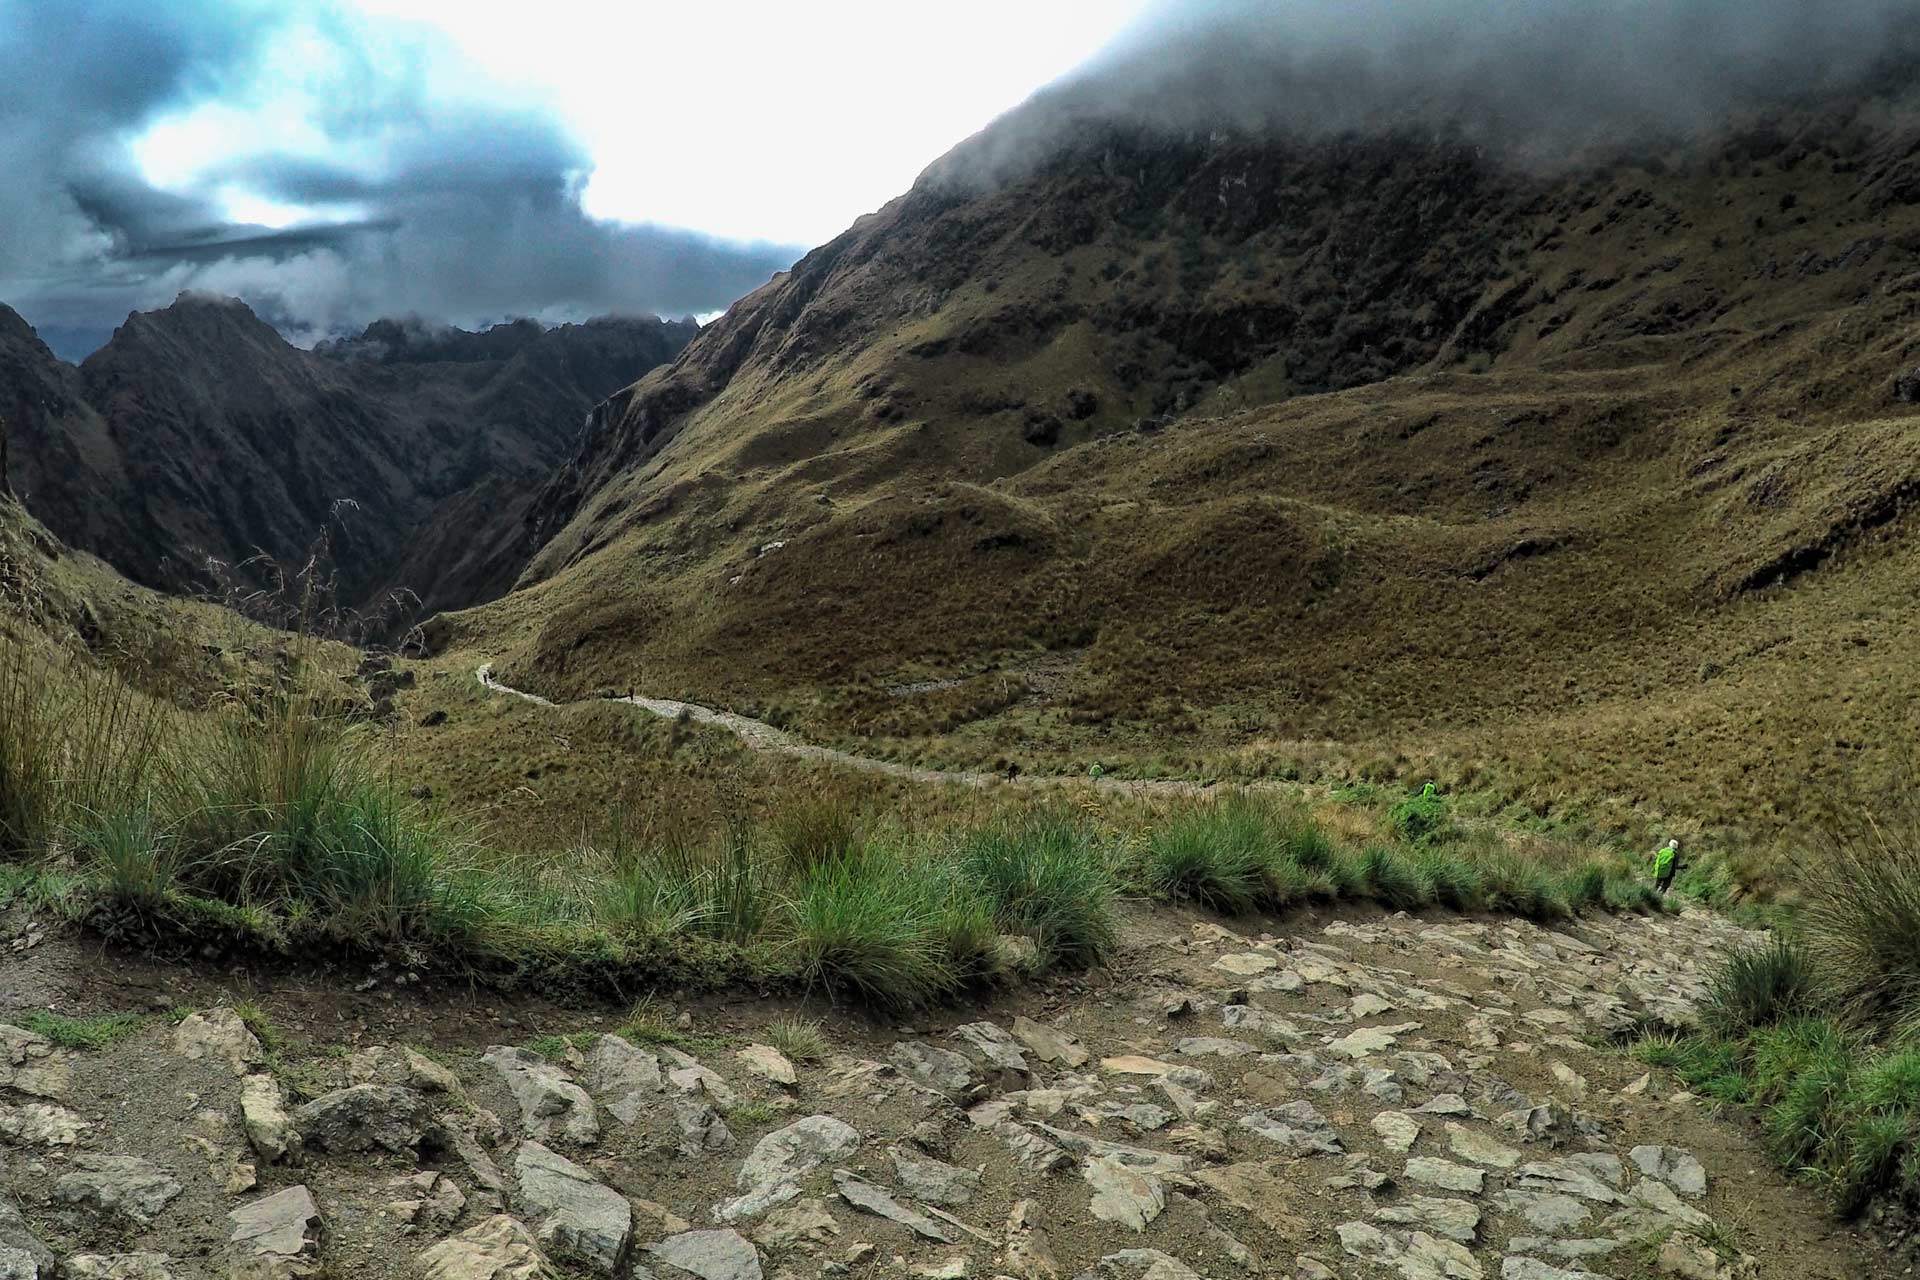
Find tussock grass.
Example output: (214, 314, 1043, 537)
(766, 1017, 828, 1062)
(957, 817, 1116, 969)
(19, 1010, 145, 1051)
(1703, 938, 1826, 1038)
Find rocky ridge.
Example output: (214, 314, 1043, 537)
(1, 903, 1886, 1278)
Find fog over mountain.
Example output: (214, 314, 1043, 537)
(937, 0, 1920, 183)
(0, 1, 802, 358)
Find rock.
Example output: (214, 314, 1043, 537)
(241, 1074, 301, 1164)
(833, 1170, 954, 1241)
(0, 1100, 86, 1146)
(1494, 1192, 1592, 1233)
(1404, 1157, 1484, 1194)
(953, 1022, 1031, 1078)
(1352, 993, 1396, 1018)
(483, 1046, 600, 1144)
(1373, 1112, 1422, 1152)
(53, 1154, 183, 1224)
(912, 1259, 969, 1279)
(1511, 1155, 1622, 1203)
(227, 1185, 321, 1278)
(1100, 1055, 1179, 1077)
(419, 1215, 545, 1280)
(1328, 1023, 1422, 1059)
(1499, 1260, 1608, 1280)
(383, 1171, 466, 1230)
(1630, 1145, 1708, 1196)
(1446, 1124, 1521, 1170)
(1213, 952, 1279, 976)
(585, 1034, 662, 1117)
(513, 1141, 632, 1274)
(1012, 1017, 1089, 1068)
(1007, 1200, 1060, 1280)
(647, 1229, 765, 1280)
(1194, 1163, 1308, 1238)
(0, 1024, 69, 1101)
(990, 1119, 1074, 1172)
(0, 1195, 53, 1278)
(441, 1112, 508, 1193)
(661, 1047, 742, 1111)
(1035, 1124, 1189, 1174)
(1403, 1231, 1483, 1279)
(1604, 1178, 1712, 1234)
(1415, 1094, 1475, 1118)
(674, 1097, 737, 1157)
(889, 1147, 982, 1206)
(753, 1198, 841, 1250)
(405, 1048, 464, 1094)
(1096, 1249, 1203, 1280)
(1175, 1037, 1258, 1058)
(736, 1045, 798, 1086)
(1374, 1197, 1482, 1243)
(294, 1084, 432, 1155)
(1548, 1063, 1588, 1097)
(1241, 1101, 1344, 1156)
(172, 1009, 265, 1076)
(1328, 1156, 1392, 1192)
(1085, 1155, 1167, 1231)
(718, 1115, 861, 1220)
(1496, 1103, 1576, 1145)
(64, 1255, 176, 1279)
(1655, 1234, 1757, 1279)
(891, 1042, 977, 1100)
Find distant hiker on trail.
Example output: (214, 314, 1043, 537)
(1005, 762, 1021, 782)
(1421, 782, 1438, 800)
(1652, 838, 1681, 894)
(1089, 762, 1105, 781)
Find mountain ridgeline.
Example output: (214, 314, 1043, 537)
(0, 297, 697, 623)
(466, 68, 1920, 832)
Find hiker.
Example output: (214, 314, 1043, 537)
(1089, 761, 1105, 781)
(1005, 762, 1021, 782)
(1421, 782, 1438, 800)
(1652, 838, 1680, 894)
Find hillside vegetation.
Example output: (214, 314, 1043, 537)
(444, 79, 1920, 840)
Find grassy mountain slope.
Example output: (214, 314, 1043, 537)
(446, 89, 1920, 834)
(2, 297, 696, 621)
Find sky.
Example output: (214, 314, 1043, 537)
(0, 0, 1151, 358)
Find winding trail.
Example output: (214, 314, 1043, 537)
(475, 663, 1208, 793)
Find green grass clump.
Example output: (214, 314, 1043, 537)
(1703, 938, 1825, 1038)
(958, 818, 1115, 969)
(1387, 785, 1457, 845)
(1359, 845, 1434, 910)
(1138, 803, 1273, 914)
(1416, 849, 1484, 910)
(19, 1010, 145, 1051)
(1480, 854, 1572, 920)
(785, 850, 967, 1011)
(765, 1017, 828, 1063)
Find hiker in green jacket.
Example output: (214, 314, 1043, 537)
(1089, 762, 1105, 781)
(1652, 838, 1680, 894)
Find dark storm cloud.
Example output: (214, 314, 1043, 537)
(0, 1, 802, 358)
(936, 0, 1920, 184)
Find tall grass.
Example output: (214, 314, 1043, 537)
(957, 817, 1115, 968)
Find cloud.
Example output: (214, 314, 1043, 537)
(934, 0, 1920, 183)
(0, 0, 803, 357)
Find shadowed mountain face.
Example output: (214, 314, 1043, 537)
(464, 75, 1920, 832)
(0, 296, 695, 622)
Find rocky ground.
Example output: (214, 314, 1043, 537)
(0, 903, 1892, 1279)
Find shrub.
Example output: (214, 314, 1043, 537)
(1703, 938, 1825, 1038)
(1481, 855, 1571, 920)
(72, 806, 176, 909)
(1359, 845, 1434, 910)
(766, 1017, 827, 1062)
(958, 818, 1115, 968)
(1417, 849, 1484, 911)
(1388, 785, 1456, 845)
(1765, 1032, 1856, 1169)
(1834, 1109, 1912, 1216)
(767, 793, 864, 875)
(785, 851, 960, 1010)
(1138, 805, 1271, 914)
(1804, 811, 1920, 1032)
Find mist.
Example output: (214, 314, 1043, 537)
(938, 0, 1920, 182)
(0, 2, 803, 359)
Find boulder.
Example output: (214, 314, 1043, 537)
(0, 1194, 53, 1279)
(888, 1147, 982, 1207)
(241, 1074, 301, 1164)
(0, 1101, 86, 1146)
(646, 1229, 765, 1280)
(482, 1046, 599, 1145)
(227, 1185, 321, 1279)
(891, 1042, 976, 1101)
(418, 1216, 544, 1280)
(0, 1025, 69, 1101)
(718, 1115, 859, 1220)
(172, 1009, 265, 1076)
(294, 1084, 432, 1155)
(512, 1141, 632, 1274)
(53, 1154, 183, 1224)
(735, 1045, 797, 1087)
(1011, 1017, 1088, 1068)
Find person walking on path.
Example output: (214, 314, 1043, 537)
(1089, 762, 1105, 782)
(1652, 838, 1681, 894)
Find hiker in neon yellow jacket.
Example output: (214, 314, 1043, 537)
(1652, 838, 1680, 894)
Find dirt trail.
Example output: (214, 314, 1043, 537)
(475, 663, 1205, 794)
(0, 898, 1895, 1278)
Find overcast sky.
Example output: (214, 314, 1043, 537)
(0, 0, 1150, 358)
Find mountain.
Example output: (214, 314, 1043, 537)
(1, 296, 696, 622)
(459, 70, 1920, 833)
